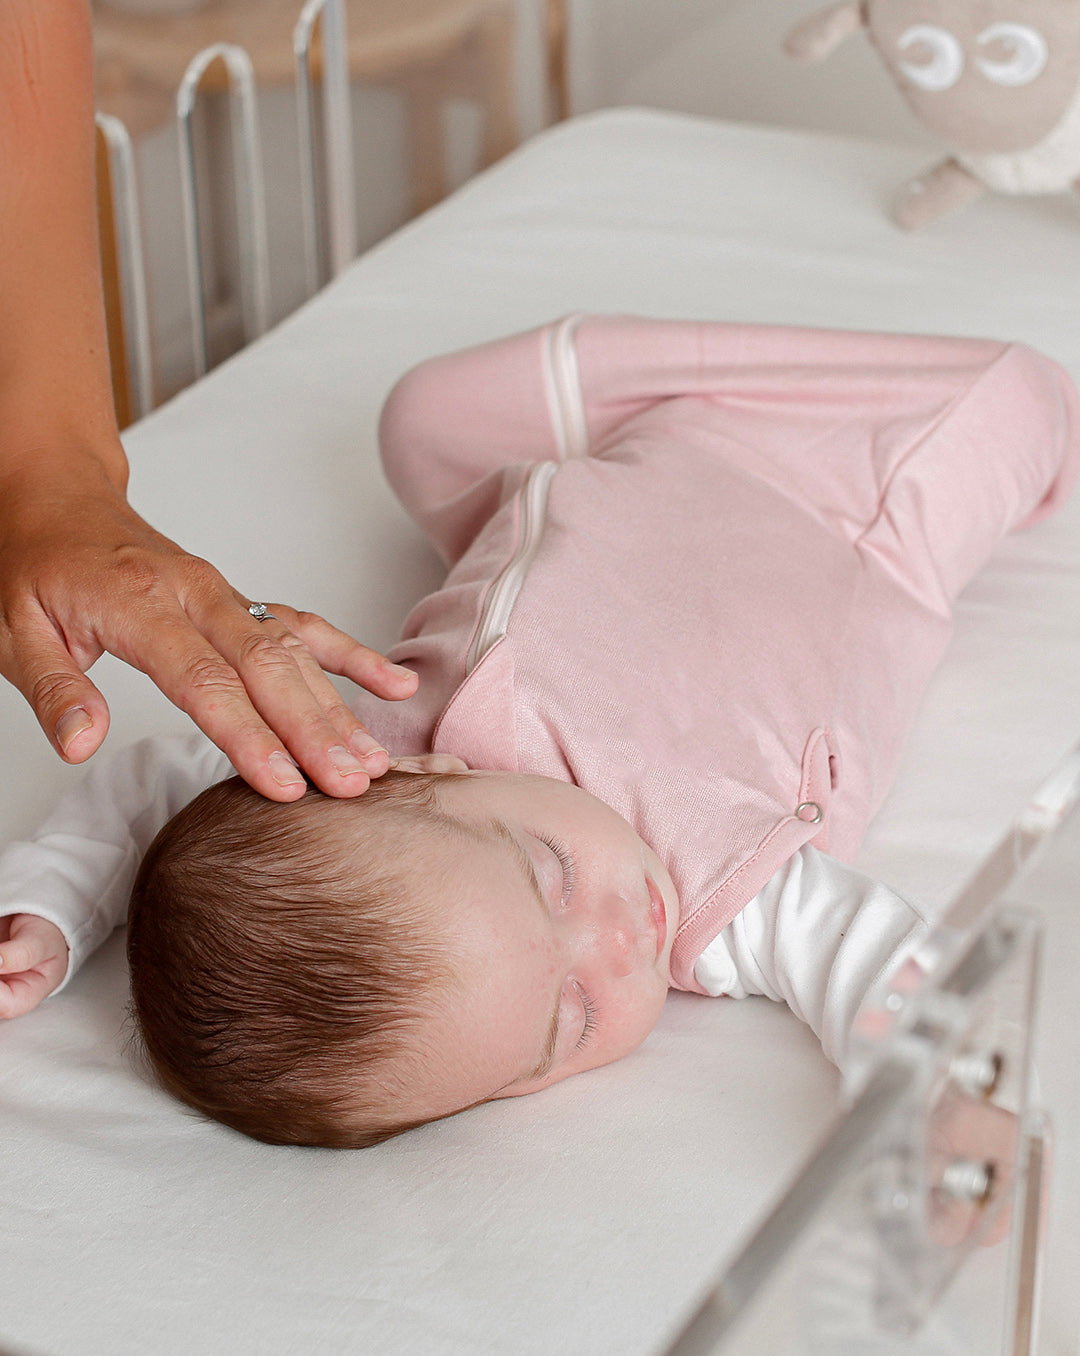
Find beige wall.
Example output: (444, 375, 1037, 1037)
(566, 0, 938, 149)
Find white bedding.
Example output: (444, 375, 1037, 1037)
(2, 110, 1078, 1354)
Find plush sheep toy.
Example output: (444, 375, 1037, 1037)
(784, 1, 1080, 227)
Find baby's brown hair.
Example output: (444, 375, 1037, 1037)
(127, 771, 460, 1148)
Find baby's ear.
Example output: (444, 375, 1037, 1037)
(389, 753, 470, 775)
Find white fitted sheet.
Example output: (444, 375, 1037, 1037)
(2, 110, 1078, 1355)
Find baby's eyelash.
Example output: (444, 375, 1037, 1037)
(540, 834, 576, 898)
(576, 989, 598, 1051)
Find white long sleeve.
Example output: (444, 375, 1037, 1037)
(694, 846, 931, 1068)
(0, 734, 232, 993)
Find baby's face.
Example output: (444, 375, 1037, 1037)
(384, 769, 678, 1124)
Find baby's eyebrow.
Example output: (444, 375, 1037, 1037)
(487, 817, 546, 913)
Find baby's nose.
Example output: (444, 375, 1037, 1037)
(595, 895, 637, 978)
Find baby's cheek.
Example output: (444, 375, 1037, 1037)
(608, 982, 669, 1062)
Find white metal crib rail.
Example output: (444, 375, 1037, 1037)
(95, 0, 356, 403)
(96, 111, 154, 421)
(295, 0, 357, 293)
(177, 40, 270, 378)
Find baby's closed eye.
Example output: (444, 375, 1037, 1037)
(538, 833, 576, 905)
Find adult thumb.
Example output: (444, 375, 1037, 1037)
(3, 623, 111, 762)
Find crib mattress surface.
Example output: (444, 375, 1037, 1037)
(1, 110, 1079, 1355)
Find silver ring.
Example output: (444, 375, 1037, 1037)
(247, 602, 277, 623)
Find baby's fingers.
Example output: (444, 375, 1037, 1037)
(0, 972, 51, 1019)
(0, 915, 70, 1018)
(0, 913, 70, 974)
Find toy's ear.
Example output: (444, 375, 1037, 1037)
(784, 1, 865, 63)
(389, 753, 470, 775)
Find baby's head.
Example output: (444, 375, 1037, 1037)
(127, 758, 677, 1148)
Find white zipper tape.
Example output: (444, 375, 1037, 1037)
(466, 460, 558, 674)
(541, 314, 589, 459)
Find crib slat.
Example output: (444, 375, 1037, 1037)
(177, 43, 271, 379)
(294, 0, 358, 297)
(96, 113, 154, 422)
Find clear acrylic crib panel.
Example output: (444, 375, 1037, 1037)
(667, 744, 1080, 1356)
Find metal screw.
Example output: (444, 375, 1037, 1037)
(940, 1158, 996, 1204)
(949, 1050, 1004, 1099)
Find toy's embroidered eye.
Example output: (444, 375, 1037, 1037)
(897, 24, 964, 92)
(975, 23, 1048, 87)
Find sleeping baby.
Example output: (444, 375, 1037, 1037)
(1, 316, 1076, 1148)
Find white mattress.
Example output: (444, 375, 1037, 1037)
(2, 110, 1079, 1355)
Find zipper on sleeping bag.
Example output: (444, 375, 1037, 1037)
(466, 459, 558, 673)
(465, 317, 587, 674)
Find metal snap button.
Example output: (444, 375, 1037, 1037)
(796, 801, 823, 824)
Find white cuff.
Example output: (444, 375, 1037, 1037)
(695, 846, 930, 1066)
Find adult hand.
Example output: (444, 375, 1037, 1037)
(0, 2, 417, 801)
(0, 461, 418, 801)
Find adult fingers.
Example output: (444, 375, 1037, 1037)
(0, 474, 415, 793)
(216, 607, 398, 795)
(125, 587, 394, 800)
(258, 619, 395, 775)
(0, 608, 111, 763)
(123, 605, 346, 800)
(2, 504, 416, 798)
(170, 584, 417, 796)
(263, 605, 419, 776)
(281, 607, 418, 702)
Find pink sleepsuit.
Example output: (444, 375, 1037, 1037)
(2, 316, 1077, 1053)
(368, 315, 1079, 993)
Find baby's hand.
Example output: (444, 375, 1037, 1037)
(0, 915, 69, 1018)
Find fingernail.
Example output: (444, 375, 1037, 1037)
(56, 707, 93, 755)
(269, 751, 305, 787)
(349, 730, 388, 762)
(388, 663, 417, 680)
(328, 745, 368, 777)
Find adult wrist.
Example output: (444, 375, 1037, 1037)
(0, 410, 130, 500)
(0, 438, 131, 512)
(0, 335, 128, 491)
